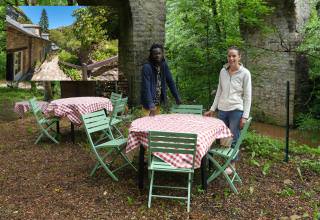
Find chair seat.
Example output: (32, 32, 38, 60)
(95, 138, 127, 149)
(149, 157, 194, 173)
(209, 147, 234, 158)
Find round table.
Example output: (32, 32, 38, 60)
(127, 113, 232, 168)
(14, 101, 48, 118)
(44, 97, 113, 125)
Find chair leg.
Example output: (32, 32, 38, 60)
(90, 148, 115, 176)
(120, 151, 137, 171)
(148, 170, 155, 208)
(207, 155, 224, 184)
(222, 171, 238, 194)
(230, 164, 242, 184)
(35, 132, 44, 144)
(187, 173, 192, 212)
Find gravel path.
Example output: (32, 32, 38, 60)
(31, 56, 71, 81)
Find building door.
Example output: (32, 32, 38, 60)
(6, 53, 14, 81)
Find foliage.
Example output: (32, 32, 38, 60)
(296, 1, 320, 141)
(58, 50, 78, 64)
(49, 26, 81, 55)
(244, 131, 320, 174)
(39, 8, 49, 33)
(72, 7, 114, 63)
(51, 6, 119, 65)
(58, 50, 81, 80)
(59, 65, 81, 80)
(91, 40, 118, 61)
(166, 0, 272, 108)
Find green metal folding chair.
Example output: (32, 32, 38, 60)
(170, 104, 203, 115)
(81, 110, 137, 181)
(147, 131, 197, 212)
(29, 97, 59, 144)
(207, 117, 252, 193)
(107, 97, 128, 139)
(110, 92, 122, 105)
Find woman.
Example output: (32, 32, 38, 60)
(204, 46, 252, 174)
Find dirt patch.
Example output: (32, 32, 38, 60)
(0, 118, 319, 219)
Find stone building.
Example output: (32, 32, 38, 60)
(6, 15, 50, 81)
(77, 0, 166, 106)
(242, 0, 311, 125)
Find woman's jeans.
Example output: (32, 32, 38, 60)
(218, 110, 243, 161)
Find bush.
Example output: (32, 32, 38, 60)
(58, 50, 79, 64)
(91, 40, 118, 61)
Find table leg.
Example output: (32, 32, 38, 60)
(56, 121, 60, 134)
(201, 154, 208, 191)
(138, 144, 145, 190)
(71, 122, 75, 144)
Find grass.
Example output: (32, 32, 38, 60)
(0, 87, 44, 103)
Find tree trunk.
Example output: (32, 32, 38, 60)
(43, 81, 53, 101)
(24, 0, 29, 5)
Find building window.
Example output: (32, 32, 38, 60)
(13, 51, 23, 80)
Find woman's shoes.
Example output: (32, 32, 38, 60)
(225, 167, 233, 175)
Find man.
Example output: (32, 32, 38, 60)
(141, 43, 181, 116)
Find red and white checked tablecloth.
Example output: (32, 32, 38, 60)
(126, 114, 233, 169)
(14, 101, 49, 118)
(44, 97, 113, 125)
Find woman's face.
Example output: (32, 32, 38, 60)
(227, 49, 241, 67)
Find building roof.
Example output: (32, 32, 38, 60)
(6, 15, 50, 42)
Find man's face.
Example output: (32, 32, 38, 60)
(151, 48, 163, 64)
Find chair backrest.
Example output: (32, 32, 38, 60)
(110, 92, 122, 105)
(109, 97, 128, 125)
(29, 97, 45, 124)
(82, 110, 111, 148)
(148, 131, 198, 169)
(230, 117, 252, 158)
(171, 104, 203, 115)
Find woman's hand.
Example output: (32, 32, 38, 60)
(240, 117, 247, 129)
(204, 110, 214, 117)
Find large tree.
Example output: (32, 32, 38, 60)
(72, 6, 118, 64)
(39, 8, 49, 33)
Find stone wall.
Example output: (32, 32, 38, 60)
(7, 27, 29, 74)
(243, 0, 311, 125)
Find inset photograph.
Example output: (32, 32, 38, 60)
(6, 5, 119, 81)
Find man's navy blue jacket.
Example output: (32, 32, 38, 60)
(141, 60, 180, 109)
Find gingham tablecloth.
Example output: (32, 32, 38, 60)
(14, 101, 49, 118)
(44, 97, 113, 125)
(126, 114, 233, 169)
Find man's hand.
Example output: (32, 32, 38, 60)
(149, 108, 156, 116)
(240, 117, 247, 129)
(204, 110, 214, 117)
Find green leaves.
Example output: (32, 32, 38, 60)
(166, 0, 272, 107)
